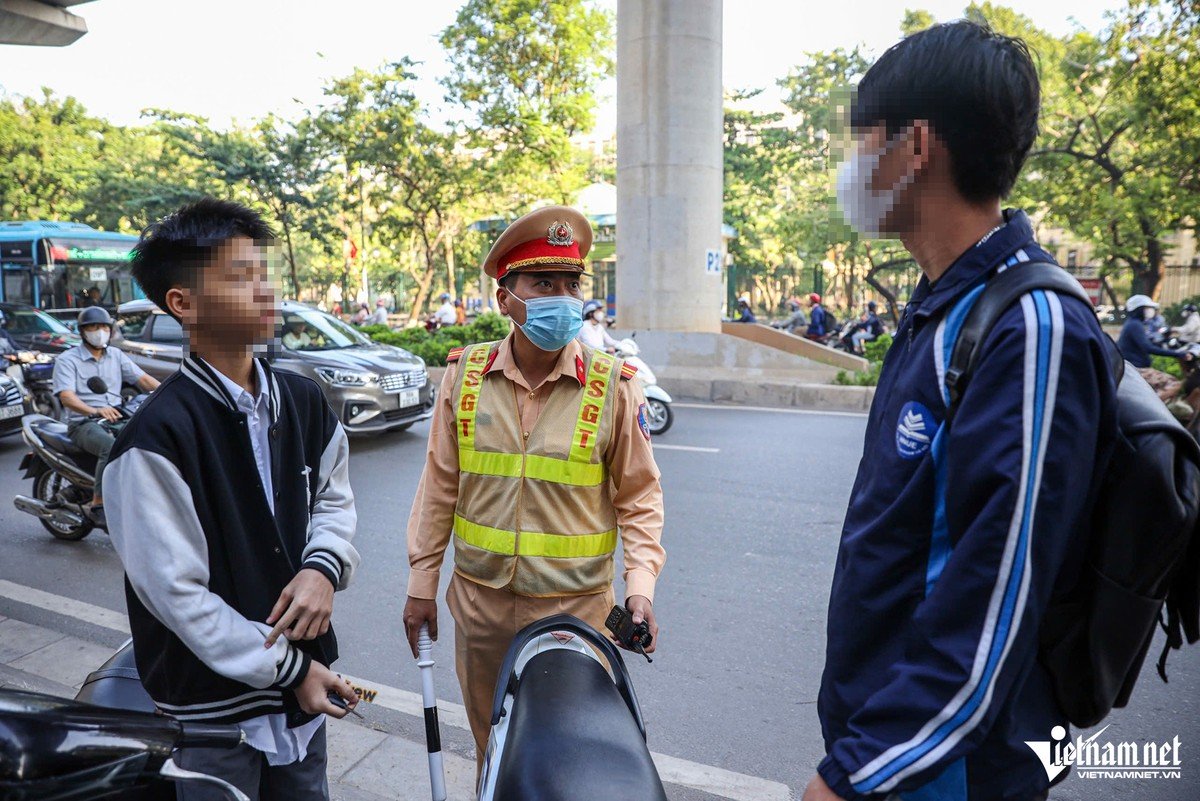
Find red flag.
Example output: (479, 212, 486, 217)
(348, 239, 359, 261)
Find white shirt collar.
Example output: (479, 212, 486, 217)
(210, 360, 269, 413)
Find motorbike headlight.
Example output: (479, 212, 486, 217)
(316, 368, 379, 387)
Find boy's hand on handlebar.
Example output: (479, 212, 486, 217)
(403, 596, 438, 658)
(295, 662, 357, 718)
(625, 595, 658, 654)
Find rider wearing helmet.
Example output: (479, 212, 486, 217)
(1117, 294, 1193, 368)
(806, 293, 828, 339)
(731, 294, 757, 324)
(577, 299, 620, 353)
(1174, 302, 1200, 345)
(51, 305, 160, 525)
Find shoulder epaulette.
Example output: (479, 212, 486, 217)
(447, 347, 466, 363)
(620, 362, 639, 381)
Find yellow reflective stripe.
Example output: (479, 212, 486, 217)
(454, 515, 516, 555)
(454, 515, 616, 558)
(459, 450, 607, 487)
(525, 454, 606, 486)
(456, 344, 489, 452)
(459, 450, 522, 478)
(519, 529, 618, 558)
(570, 353, 615, 464)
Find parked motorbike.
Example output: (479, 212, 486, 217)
(0, 644, 248, 801)
(13, 376, 146, 541)
(614, 337, 674, 436)
(476, 614, 666, 801)
(3, 350, 59, 419)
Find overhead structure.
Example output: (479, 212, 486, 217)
(616, 0, 724, 332)
(0, 0, 92, 47)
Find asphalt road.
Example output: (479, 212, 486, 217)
(0, 402, 1197, 799)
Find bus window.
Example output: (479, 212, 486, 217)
(3, 271, 32, 305)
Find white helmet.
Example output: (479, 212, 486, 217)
(1125, 294, 1159, 313)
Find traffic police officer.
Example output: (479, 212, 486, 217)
(402, 206, 666, 769)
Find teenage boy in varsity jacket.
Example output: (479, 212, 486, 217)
(106, 198, 360, 801)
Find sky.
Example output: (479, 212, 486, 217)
(0, 0, 1123, 135)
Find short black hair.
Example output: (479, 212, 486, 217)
(130, 198, 274, 314)
(851, 20, 1040, 202)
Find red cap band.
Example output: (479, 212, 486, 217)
(496, 238, 584, 281)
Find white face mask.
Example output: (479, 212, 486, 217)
(835, 132, 917, 238)
(84, 328, 110, 349)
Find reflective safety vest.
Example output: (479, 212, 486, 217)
(452, 341, 621, 597)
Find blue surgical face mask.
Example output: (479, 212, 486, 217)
(509, 292, 585, 351)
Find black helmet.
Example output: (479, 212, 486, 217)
(77, 306, 113, 328)
(867, 301, 878, 311)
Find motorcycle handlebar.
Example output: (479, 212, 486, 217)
(177, 722, 245, 749)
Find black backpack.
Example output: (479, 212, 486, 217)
(821, 308, 838, 336)
(943, 262, 1200, 728)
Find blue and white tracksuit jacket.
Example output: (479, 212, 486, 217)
(817, 210, 1119, 801)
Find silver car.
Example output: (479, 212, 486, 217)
(113, 299, 435, 434)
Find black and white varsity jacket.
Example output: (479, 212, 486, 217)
(105, 355, 359, 724)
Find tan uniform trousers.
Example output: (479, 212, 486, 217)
(446, 572, 614, 772)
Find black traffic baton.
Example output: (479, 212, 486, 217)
(417, 623, 447, 801)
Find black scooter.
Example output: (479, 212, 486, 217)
(12, 376, 145, 541)
(0, 644, 248, 801)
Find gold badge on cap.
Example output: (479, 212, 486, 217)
(547, 221, 575, 247)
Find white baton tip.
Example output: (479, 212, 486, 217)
(418, 623, 434, 652)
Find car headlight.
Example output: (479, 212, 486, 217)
(316, 367, 379, 387)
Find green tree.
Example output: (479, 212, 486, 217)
(0, 90, 102, 220)
(439, 0, 614, 206)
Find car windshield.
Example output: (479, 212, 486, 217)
(5, 308, 74, 338)
(281, 308, 370, 351)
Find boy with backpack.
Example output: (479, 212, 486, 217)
(105, 199, 361, 800)
(806, 22, 1124, 801)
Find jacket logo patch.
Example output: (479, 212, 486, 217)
(638, 403, 651, 440)
(896, 401, 936, 460)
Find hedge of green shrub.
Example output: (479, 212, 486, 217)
(360, 312, 512, 366)
(833, 334, 893, 387)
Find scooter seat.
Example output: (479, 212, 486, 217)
(30, 419, 82, 456)
(494, 648, 667, 801)
(76, 641, 157, 714)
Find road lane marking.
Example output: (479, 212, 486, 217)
(0, 580, 131, 633)
(675, 402, 868, 418)
(653, 444, 721, 453)
(0, 580, 792, 801)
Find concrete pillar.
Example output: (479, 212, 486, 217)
(0, 0, 88, 47)
(616, 0, 724, 332)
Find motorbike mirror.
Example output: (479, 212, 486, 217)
(86, 376, 109, 394)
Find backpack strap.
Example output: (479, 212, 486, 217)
(944, 262, 1122, 423)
